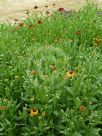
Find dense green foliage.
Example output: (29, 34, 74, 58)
(0, 4, 102, 136)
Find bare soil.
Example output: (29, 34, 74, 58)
(0, 0, 102, 23)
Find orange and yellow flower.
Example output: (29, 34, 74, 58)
(64, 70, 76, 79)
(30, 109, 38, 117)
(95, 37, 101, 45)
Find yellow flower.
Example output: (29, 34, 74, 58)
(30, 109, 38, 117)
(64, 71, 76, 79)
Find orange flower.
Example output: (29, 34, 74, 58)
(26, 10, 30, 15)
(76, 31, 81, 36)
(64, 71, 76, 79)
(37, 20, 43, 24)
(14, 19, 19, 22)
(46, 11, 50, 15)
(30, 109, 38, 117)
(57, 8, 65, 12)
(52, 3, 56, 6)
(34, 5, 38, 9)
(80, 105, 86, 112)
(95, 37, 101, 45)
(45, 5, 48, 8)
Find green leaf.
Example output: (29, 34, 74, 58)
(89, 128, 100, 136)
(73, 132, 82, 136)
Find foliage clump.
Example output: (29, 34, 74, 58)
(0, 3, 102, 136)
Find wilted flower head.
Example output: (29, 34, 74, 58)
(80, 105, 86, 112)
(34, 5, 38, 9)
(50, 64, 56, 71)
(45, 5, 48, 8)
(46, 11, 50, 15)
(18, 22, 24, 27)
(76, 31, 81, 36)
(31, 70, 37, 75)
(37, 20, 43, 24)
(29, 24, 34, 29)
(26, 10, 30, 15)
(14, 19, 19, 22)
(52, 3, 56, 6)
